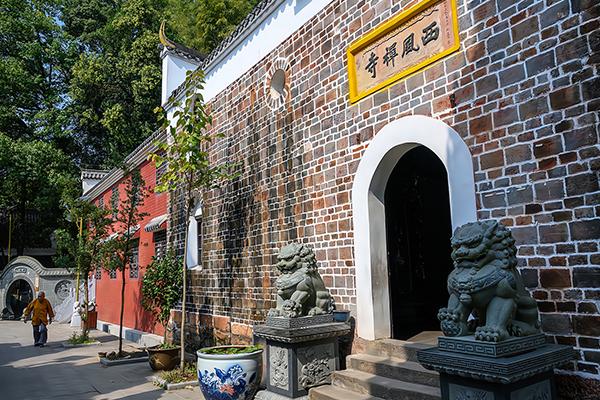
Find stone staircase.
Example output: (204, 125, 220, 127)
(309, 338, 441, 400)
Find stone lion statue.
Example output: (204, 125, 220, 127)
(268, 243, 333, 318)
(438, 221, 540, 342)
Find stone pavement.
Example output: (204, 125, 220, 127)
(0, 321, 202, 400)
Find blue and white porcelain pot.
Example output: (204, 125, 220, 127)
(197, 345, 263, 400)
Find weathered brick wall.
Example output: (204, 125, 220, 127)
(169, 0, 600, 378)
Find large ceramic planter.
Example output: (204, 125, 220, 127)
(197, 345, 263, 400)
(147, 345, 180, 371)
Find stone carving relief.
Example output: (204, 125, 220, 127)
(269, 346, 289, 390)
(267, 243, 333, 318)
(54, 280, 72, 300)
(297, 344, 333, 389)
(438, 221, 540, 342)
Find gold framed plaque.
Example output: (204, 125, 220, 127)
(347, 0, 460, 103)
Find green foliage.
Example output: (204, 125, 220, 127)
(159, 362, 197, 384)
(165, 0, 260, 54)
(141, 250, 183, 330)
(65, 0, 165, 166)
(67, 331, 95, 345)
(0, 133, 77, 253)
(0, 0, 76, 146)
(151, 69, 238, 196)
(53, 199, 112, 275)
(200, 345, 262, 355)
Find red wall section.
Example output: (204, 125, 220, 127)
(91, 159, 167, 337)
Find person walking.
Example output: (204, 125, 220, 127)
(23, 291, 54, 347)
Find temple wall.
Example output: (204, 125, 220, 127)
(169, 0, 600, 379)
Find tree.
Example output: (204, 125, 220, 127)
(150, 69, 238, 369)
(141, 249, 183, 344)
(64, 0, 166, 166)
(101, 168, 148, 356)
(54, 200, 112, 335)
(0, 133, 77, 255)
(0, 0, 76, 149)
(166, 0, 260, 54)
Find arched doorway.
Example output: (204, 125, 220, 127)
(385, 146, 453, 340)
(352, 115, 477, 340)
(6, 279, 33, 318)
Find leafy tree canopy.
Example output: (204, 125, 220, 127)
(0, 133, 77, 254)
(165, 0, 260, 54)
(0, 0, 76, 150)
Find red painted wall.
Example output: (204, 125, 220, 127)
(90, 159, 167, 337)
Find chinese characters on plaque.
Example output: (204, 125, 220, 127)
(348, 0, 459, 102)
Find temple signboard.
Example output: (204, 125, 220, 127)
(347, 0, 460, 103)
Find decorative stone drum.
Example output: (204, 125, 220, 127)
(196, 346, 263, 400)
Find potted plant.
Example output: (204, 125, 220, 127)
(141, 249, 183, 371)
(196, 345, 263, 400)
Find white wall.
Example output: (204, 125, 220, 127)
(161, 52, 201, 105)
(163, 0, 334, 107)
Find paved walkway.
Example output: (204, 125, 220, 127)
(0, 321, 201, 400)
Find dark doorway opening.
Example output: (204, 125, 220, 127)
(385, 145, 453, 340)
(6, 279, 33, 318)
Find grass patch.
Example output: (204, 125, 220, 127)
(200, 345, 262, 355)
(160, 362, 197, 384)
(67, 332, 96, 345)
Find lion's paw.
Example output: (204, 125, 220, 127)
(438, 308, 467, 336)
(475, 326, 508, 342)
(267, 308, 281, 317)
(281, 300, 302, 317)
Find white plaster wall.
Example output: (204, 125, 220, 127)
(352, 116, 477, 341)
(164, 0, 334, 107)
(161, 53, 201, 105)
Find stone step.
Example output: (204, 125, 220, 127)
(332, 369, 441, 400)
(347, 354, 439, 387)
(365, 338, 435, 362)
(309, 385, 385, 400)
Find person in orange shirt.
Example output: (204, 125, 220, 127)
(23, 291, 54, 347)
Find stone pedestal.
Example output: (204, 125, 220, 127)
(254, 315, 350, 400)
(417, 335, 575, 400)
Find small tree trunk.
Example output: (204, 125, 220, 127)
(119, 266, 125, 356)
(180, 196, 192, 369)
(84, 274, 90, 336)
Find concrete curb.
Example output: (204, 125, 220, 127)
(152, 376, 198, 390)
(99, 355, 148, 366)
(61, 341, 101, 348)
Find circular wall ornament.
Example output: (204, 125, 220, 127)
(55, 280, 72, 300)
(265, 58, 291, 111)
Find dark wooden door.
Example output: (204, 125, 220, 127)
(385, 146, 453, 340)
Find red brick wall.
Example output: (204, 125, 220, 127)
(169, 0, 600, 378)
(92, 159, 168, 336)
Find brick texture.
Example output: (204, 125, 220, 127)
(168, 0, 600, 379)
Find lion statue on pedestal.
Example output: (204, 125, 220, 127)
(438, 220, 540, 342)
(267, 243, 333, 318)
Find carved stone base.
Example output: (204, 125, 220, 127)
(255, 389, 308, 400)
(418, 343, 575, 399)
(254, 319, 350, 399)
(437, 333, 547, 358)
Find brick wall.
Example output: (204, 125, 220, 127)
(169, 0, 600, 378)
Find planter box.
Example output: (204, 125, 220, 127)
(99, 355, 148, 367)
(153, 376, 198, 391)
(61, 341, 100, 348)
